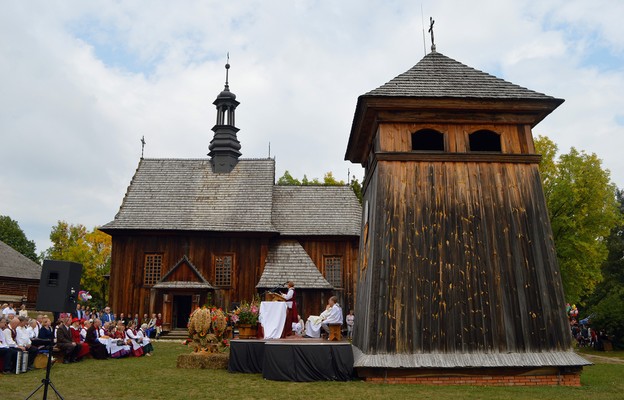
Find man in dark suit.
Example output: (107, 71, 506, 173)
(73, 304, 83, 320)
(85, 319, 108, 359)
(56, 315, 82, 363)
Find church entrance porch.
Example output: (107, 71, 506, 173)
(172, 295, 193, 329)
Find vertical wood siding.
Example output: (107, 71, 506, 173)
(354, 160, 569, 355)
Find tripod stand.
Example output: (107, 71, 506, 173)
(25, 345, 64, 400)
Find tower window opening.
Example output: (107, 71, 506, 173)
(469, 130, 501, 152)
(411, 129, 445, 151)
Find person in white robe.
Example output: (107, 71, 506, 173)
(305, 296, 343, 338)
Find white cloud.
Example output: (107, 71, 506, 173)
(1, 0, 623, 253)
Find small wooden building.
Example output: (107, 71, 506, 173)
(0, 239, 41, 307)
(101, 69, 361, 331)
(345, 50, 589, 384)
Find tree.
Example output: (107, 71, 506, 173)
(535, 136, 621, 303)
(350, 176, 363, 204)
(44, 221, 111, 307)
(586, 190, 624, 344)
(276, 170, 300, 185)
(276, 170, 362, 202)
(0, 215, 38, 262)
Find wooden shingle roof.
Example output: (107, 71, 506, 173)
(101, 159, 278, 233)
(366, 51, 556, 99)
(345, 51, 564, 163)
(0, 239, 41, 280)
(272, 186, 361, 237)
(256, 240, 333, 289)
(102, 158, 362, 238)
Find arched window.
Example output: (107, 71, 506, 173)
(411, 129, 445, 151)
(469, 130, 501, 152)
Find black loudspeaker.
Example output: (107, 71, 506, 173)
(35, 260, 83, 313)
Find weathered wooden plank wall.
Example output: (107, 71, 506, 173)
(354, 158, 569, 354)
(108, 234, 269, 316)
(299, 238, 359, 312)
(108, 235, 359, 320)
(376, 123, 526, 153)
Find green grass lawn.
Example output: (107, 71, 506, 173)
(1, 342, 623, 400)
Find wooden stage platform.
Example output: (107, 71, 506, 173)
(227, 338, 355, 382)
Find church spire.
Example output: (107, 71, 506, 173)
(208, 55, 242, 173)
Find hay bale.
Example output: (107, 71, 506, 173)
(176, 352, 229, 369)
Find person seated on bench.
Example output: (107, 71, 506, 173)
(56, 315, 83, 363)
(304, 296, 343, 338)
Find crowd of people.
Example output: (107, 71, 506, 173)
(566, 303, 611, 350)
(0, 302, 160, 375)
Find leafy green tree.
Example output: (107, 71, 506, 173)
(44, 221, 111, 307)
(323, 172, 345, 186)
(586, 190, 624, 344)
(276, 170, 300, 185)
(0, 215, 38, 262)
(276, 170, 362, 202)
(535, 136, 621, 303)
(350, 176, 363, 204)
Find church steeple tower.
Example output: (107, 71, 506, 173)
(209, 56, 241, 173)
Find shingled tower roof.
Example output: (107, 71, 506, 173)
(345, 51, 564, 163)
(366, 51, 556, 99)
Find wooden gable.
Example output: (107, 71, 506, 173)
(153, 255, 214, 289)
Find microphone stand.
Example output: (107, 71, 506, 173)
(25, 344, 64, 400)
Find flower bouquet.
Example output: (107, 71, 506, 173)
(231, 300, 260, 339)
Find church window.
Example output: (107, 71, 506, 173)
(324, 256, 342, 288)
(143, 253, 163, 286)
(412, 129, 445, 151)
(469, 130, 502, 152)
(214, 254, 233, 287)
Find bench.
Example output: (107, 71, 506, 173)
(328, 323, 342, 341)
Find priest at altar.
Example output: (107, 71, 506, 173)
(304, 296, 342, 338)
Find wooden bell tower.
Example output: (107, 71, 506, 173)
(345, 50, 589, 384)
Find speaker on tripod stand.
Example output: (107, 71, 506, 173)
(26, 260, 83, 400)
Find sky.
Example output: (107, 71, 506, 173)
(1, 0, 623, 254)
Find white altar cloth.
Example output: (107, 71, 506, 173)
(259, 301, 288, 339)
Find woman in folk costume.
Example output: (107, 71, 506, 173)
(110, 321, 131, 358)
(70, 318, 90, 360)
(138, 324, 154, 356)
(125, 320, 144, 357)
(280, 281, 298, 337)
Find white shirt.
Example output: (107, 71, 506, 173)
(322, 304, 343, 325)
(282, 288, 294, 309)
(2, 327, 18, 347)
(26, 326, 38, 339)
(0, 328, 8, 348)
(16, 326, 32, 347)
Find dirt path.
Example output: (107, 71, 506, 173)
(580, 353, 624, 364)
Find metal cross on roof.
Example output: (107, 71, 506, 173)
(140, 135, 146, 159)
(428, 17, 436, 52)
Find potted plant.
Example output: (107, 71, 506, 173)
(232, 300, 259, 339)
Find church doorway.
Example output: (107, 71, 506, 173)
(172, 295, 192, 329)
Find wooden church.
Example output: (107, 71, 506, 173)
(345, 44, 589, 384)
(101, 63, 361, 332)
